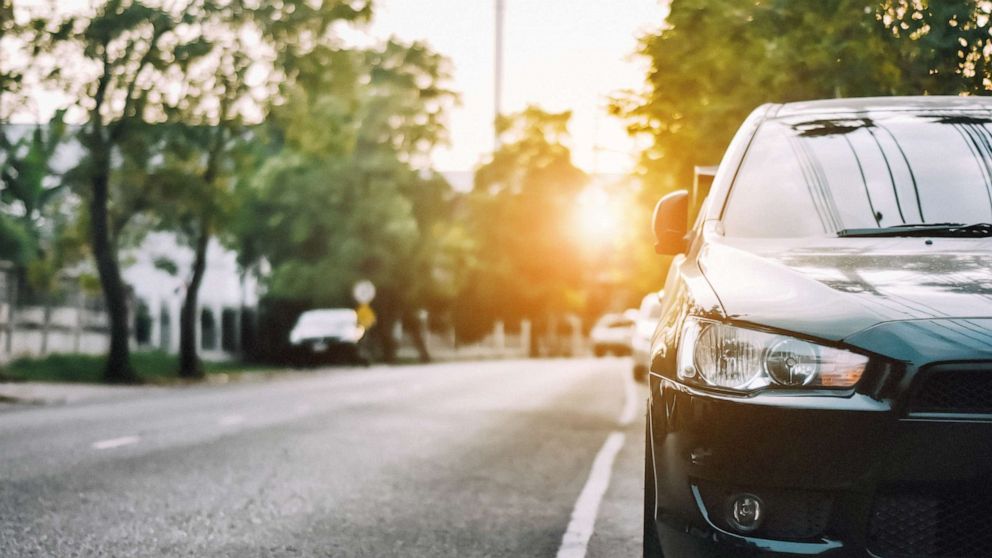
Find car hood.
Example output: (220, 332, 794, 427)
(699, 235, 992, 341)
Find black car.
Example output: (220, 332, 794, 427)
(644, 96, 992, 558)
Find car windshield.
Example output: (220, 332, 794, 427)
(723, 110, 992, 237)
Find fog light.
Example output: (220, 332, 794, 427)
(726, 493, 764, 533)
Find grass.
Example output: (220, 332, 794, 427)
(0, 351, 279, 384)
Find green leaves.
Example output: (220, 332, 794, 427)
(236, 38, 459, 323)
(0, 111, 70, 232)
(0, 215, 35, 265)
(84, 0, 168, 46)
(623, 0, 992, 206)
(462, 107, 588, 333)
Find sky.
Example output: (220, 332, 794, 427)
(355, 0, 669, 174)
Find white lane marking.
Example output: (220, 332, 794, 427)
(91, 435, 141, 450)
(556, 431, 626, 558)
(618, 365, 637, 426)
(218, 414, 245, 426)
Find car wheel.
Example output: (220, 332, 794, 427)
(633, 365, 648, 383)
(350, 345, 371, 367)
(644, 407, 664, 558)
(594, 346, 607, 357)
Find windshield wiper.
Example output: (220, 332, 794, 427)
(837, 222, 992, 238)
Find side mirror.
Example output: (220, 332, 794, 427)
(652, 190, 689, 255)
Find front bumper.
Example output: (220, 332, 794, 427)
(647, 373, 992, 557)
(294, 337, 359, 352)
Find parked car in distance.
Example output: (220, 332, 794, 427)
(631, 291, 663, 382)
(289, 309, 366, 365)
(590, 313, 635, 357)
(644, 96, 992, 558)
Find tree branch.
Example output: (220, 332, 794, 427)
(110, 20, 171, 142)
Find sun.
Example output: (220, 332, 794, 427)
(574, 185, 624, 248)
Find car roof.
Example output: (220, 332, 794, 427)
(595, 313, 630, 325)
(770, 95, 992, 118)
(640, 292, 662, 308)
(299, 309, 356, 320)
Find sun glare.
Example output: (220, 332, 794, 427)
(574, 185, 624, 248)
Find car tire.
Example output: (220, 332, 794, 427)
(644, 406, 664, 558)
(594, 346, 607, 357)
(633, 365, 648, 383)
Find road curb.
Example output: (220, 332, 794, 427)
(0, 382, 149, 407)
(0, 392, 47, 406)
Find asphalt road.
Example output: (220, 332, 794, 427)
(0, 358, 646, 557)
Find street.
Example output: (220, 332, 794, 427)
(0, 358, 646, 557)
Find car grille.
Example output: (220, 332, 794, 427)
(909, 368, 992, 414)
(868, 487, 992, 557)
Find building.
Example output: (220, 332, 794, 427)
(124, 232, 261, 360)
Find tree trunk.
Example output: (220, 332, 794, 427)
(179, 227, 209, 379)
(402, 313, 431, 363)
(375, 310, 397, 364)
(73, 291, 84, 353)
(91, 155, 138, 384)
(40, 301, 51, 355)
(4, 270, 16, 356)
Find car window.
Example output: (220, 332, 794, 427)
(723, 111, 992, 237)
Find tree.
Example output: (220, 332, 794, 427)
(0, 0, 23, 114)
(23, 208, 88, 355)
(157, 1, 372, 379)
(617, 1, 906, 203)
(1, 0, 33, 264)
(463, 106, 587, 355)
(21, 0, 371, 382)
(0, 111, 69, 234)
(236, 39, 458, 362)
(142, 125, 243, 378)
(879, 1, 992, 95)
(0, 112, 88, 354)
(620, 0, 992, 207)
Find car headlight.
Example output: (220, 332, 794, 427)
(677, 318, 867, 392)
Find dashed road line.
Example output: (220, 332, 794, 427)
(91, 435, 141, 450)
(218, 414, 245, 426)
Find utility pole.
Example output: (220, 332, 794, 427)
(494, 0, 505, 148)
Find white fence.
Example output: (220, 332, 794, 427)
(396, 318, 589, 361)
(0, 264, 246, 363)
(396, 321, 530, 361)
(1, 304, 111, 358)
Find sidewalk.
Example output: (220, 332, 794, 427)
(0, 368, 330, 406)
(0, 382, 156, 406)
